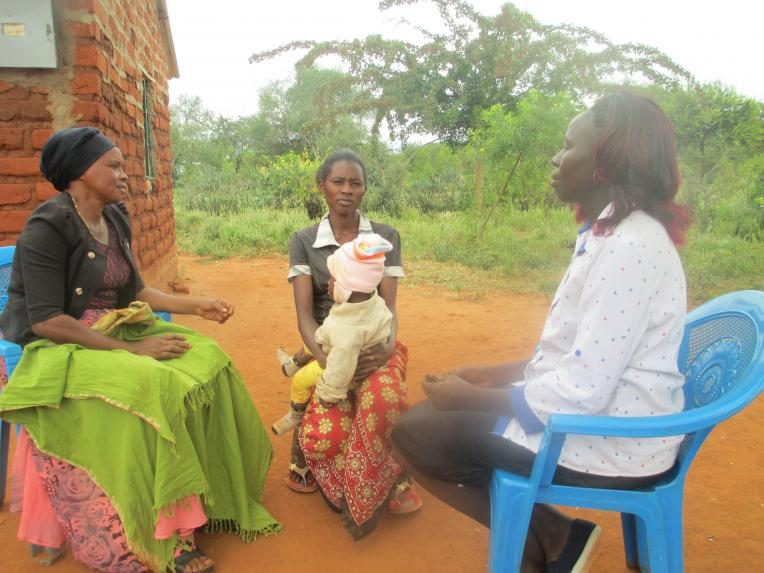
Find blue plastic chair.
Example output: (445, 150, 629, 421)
(0, 245, 22, 506)
(489, 290, 764, 573)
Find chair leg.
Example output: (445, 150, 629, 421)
(0, 419, 9, 507)
(489, 476, 535, 573)
(641, 511, 671, 573)
(621, 512, 639, 569)
(659, 490, 685, 573)
(636, 516, 652, 572)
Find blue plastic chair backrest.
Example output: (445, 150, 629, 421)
(674, 292, 762, 465)
(0, 245, 15, 312)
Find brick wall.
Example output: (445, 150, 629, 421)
(0, 0, 177, 287)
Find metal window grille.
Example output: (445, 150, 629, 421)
(142, 77, 155, 179)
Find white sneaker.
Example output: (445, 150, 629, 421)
(276, 347, 300, 377)
(272, 409, 304, 435)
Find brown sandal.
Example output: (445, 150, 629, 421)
(174, 548, 214, 573)
(286, 463, 318, 493)
(388, 481, 423, 514)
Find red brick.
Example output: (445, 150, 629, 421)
(0, 157, 40, 176)
(65, 19, 96, 38)
(0, 184, 33, 205)
(96, 53, 108, 75)
(0, 128, 25, 150)
(24, 99, 50, 120)
(30, 86, 50, 95)
(35, 181, 58, 201)
(31, 129, 54, 150)
(72, 72, 102, 95)
(109, 66, 121, 85)
(0, 85, 30, 100)
(0, 210, 33, 233)
(63, 0, 95, 10)
(92, 0, 109, 28)
(0, 100, 50, 122)
(74, 43, 99, 67)
(72, 101, 108, 122)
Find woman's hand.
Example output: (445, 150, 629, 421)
(194, 298, 234, 323)
(128, 335, 191, 360)
(422, 374, 482, 411)
(354, 339, 395, 381)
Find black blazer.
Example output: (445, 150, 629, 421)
(0, 192, 144, 346)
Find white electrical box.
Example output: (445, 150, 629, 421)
(0, 0, 57, 68)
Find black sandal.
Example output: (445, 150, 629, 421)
(545, 519, 602, 573)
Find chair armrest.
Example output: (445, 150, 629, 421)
(547, 377, 763, 438)
(528, 376, 764, 487)
(0, 338, 22, 375)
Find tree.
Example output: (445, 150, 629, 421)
(170, 95, 224, 177)
(640, 83, 764, 231)
(469, 91, 579, 237)
(247, 67, 370, 159)
(250, 0, 691, 144)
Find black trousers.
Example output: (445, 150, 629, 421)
(392, 400, 668, 490)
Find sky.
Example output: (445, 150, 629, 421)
(164, 0, 763, 119)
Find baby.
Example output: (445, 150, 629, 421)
(272, 233, 394, 435)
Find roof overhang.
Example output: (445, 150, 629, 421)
(156, 0, 180, 79)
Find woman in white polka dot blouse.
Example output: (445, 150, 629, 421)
(393, 91, 691, 573)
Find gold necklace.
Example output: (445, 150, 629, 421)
(70, 194, 106, 242)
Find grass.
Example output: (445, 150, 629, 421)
(175, 205, 764, 305)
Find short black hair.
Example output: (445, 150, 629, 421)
(315, 149, 367, 186)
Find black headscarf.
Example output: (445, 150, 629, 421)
(40, 127, 116, 191)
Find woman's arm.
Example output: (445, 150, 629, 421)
(423, 374, 515, 415)
(31, 314, 191, 360)
(420, 357, 530, 414)
(449, 360, 530, 387)
(136, 287, 234, 323)
(292, 275, 328, 367)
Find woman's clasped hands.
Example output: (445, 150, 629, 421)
(422, 373, 482, 411)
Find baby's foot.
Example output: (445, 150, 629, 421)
(276, 347, 300, 377)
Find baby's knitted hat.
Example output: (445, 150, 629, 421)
(327, 233, 393, 302)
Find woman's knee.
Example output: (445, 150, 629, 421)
(391, 401, 438, 457)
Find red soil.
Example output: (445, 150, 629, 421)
(1, 255, 761, 572)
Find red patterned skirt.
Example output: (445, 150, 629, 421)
(298, 341, 408, 539)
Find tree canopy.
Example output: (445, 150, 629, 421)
(250, 0, 692, 143)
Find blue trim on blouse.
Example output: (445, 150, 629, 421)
(576, 221, 592, 256)
(509, 385, 546, 434)
(492, 415, 511, 436)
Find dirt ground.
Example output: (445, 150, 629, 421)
(1, 255, 762, 572)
